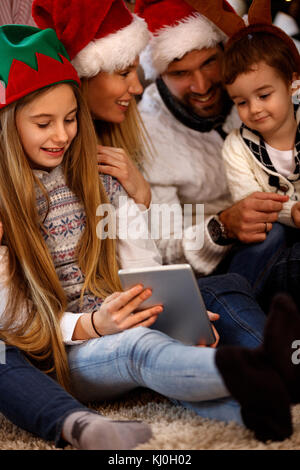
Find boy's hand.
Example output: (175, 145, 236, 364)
(220, 192, 289, 243)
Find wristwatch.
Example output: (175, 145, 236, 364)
(208, 215, 234, 246)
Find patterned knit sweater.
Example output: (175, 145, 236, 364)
(34, 164, 122, 314)
(222, 108, 300, 228)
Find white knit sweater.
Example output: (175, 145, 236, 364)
(222, 127, 300, 228)
(139, 83, 241, 275)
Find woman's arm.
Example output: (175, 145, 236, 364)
(97, 145, 151, 208)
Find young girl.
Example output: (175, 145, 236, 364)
(0, 24, 154, 451)
(222, 30, 300, 232)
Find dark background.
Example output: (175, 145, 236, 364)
(246, 0, 300, 25)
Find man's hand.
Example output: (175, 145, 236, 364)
(219, 192, 289, 244)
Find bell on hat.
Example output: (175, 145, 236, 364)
(134, 0, 229, 80)
(0, 25, 80, 110)
(32, 0, 150, 78)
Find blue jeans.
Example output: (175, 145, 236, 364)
(67, 274, 265, 425)
(260, 241, 300, 311)
(0, 346, 87, 446)
(198, 274, 265, 347)
(227, 222, 287, 296)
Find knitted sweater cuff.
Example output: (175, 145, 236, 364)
(278, 200, 298, 228)
(182, 217, 232, 275)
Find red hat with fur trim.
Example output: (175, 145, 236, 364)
(32, 0, 150, 78)
(135, 0, 232, 80)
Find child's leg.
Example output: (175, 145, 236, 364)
(67, 327, 232, 411)
(227, 222, 288, 296)
(198, 273, 265, 348)
(260, 241, 300, 311)
(0, 345, 152, 449)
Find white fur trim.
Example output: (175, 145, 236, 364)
(140, 14, 227, 81)
(72, 15, 149, 77)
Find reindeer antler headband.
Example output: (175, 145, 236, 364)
(185, 0, 300, 70)
(184, 0, 272, 37)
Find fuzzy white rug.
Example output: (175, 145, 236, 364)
(1, 390, 300, 450)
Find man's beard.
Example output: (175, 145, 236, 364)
(182, 83, 225, 118)
(156, 77, 233, 135)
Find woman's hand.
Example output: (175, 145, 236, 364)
(97, 145, 151, 208)
(93, 284, 163, 336)
(197, 311, 220, 348)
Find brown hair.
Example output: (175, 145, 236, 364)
(222, 31, 299, 86)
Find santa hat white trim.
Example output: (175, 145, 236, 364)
(140, 13, 227, 81)
(72, 15, 149, 78)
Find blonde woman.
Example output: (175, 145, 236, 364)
(33, 0, 152, 209)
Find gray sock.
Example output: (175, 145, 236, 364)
(62, 411, 152, 450)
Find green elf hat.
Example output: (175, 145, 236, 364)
(0, 25, 80, 110)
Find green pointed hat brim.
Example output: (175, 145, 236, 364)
(0, 25, 80, 110)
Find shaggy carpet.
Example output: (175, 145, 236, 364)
(1, 389, 300, 450)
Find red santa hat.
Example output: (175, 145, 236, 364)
(135, 0, 231, 80)
(32, 0, 150, 78)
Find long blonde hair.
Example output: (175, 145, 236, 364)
(80, 78, 153, 168)
(0, 83, 121, 391)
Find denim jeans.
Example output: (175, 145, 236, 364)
(67, 273, 265, 426)
(260, 241, 300, 311)
(198, 273, 265, 347)
(0, 345, 87, 446)
(227, 222, 288, 296)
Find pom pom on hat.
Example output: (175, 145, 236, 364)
(135, 0, 227, 80)
(33, 0, 150, 77)
(0, 25, 80, 110)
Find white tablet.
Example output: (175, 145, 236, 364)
(118, 264, 216, 346)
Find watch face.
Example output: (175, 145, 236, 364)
(208, 218, 222, 243)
